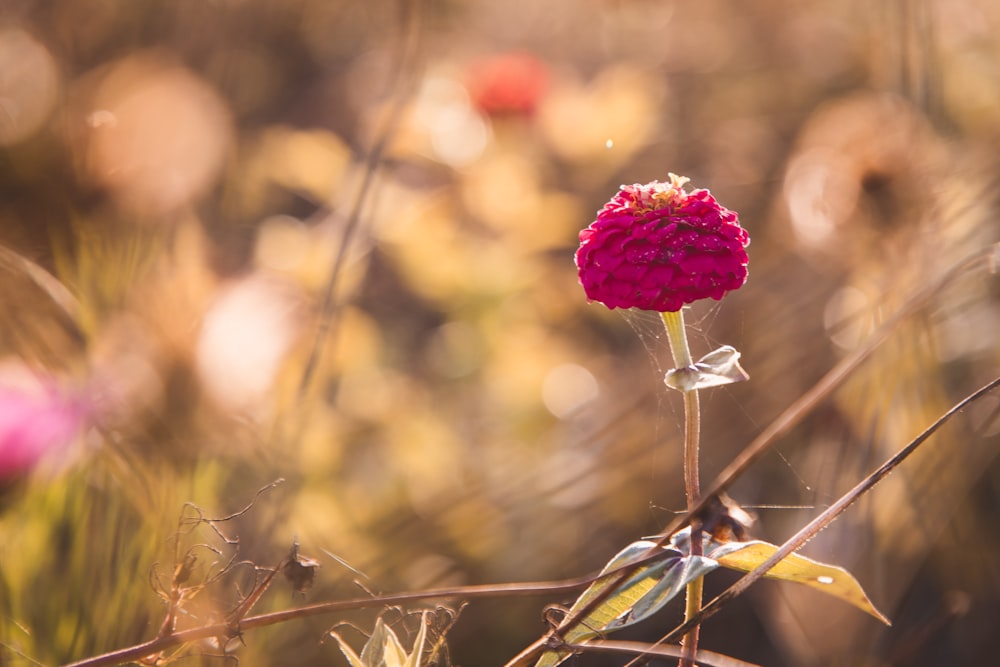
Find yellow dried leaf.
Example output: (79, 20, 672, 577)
(717, 541, 890, 625)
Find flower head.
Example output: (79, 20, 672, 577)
(575, 174, 749, 312)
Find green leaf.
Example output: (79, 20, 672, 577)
(629, 553, 718, 622)
(534, 540, 719, 667)
(714, 540, 891, 625)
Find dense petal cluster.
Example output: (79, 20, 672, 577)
(575, 175, 749, 312)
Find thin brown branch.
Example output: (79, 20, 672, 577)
(196, 478, 286, 524)
(59, 578, 594, 667)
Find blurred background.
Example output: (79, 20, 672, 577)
(1, 0, 1000, 665)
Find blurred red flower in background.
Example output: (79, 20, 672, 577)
(576, 175, 750, 312)
(466, 51, 549, 117)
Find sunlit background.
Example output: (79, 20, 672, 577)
(2, 1, 1000, 665)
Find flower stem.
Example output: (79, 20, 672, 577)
(661, 309, 703, 667)
(661, 309, 692, 367)
(661, 310, 701, 502)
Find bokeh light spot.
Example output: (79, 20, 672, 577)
(783, 148, 859, 249)
(79, 56, 233, 215)
(542, 363, 599, 419)
(0, 29, 59, 146)
(196, 275, 302, 415)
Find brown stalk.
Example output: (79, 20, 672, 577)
(59, 578, 595, 667)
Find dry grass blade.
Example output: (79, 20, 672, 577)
(0, 244, 79, 320)
(296, 0, 425, 400)
(570, 639, 762, 667)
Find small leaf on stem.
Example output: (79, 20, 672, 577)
(664, 345, 749, 392)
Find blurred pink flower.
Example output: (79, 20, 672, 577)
(575, 174, 749, 312)
(0, 383, 88, 478)
(466, 52, 549, 117)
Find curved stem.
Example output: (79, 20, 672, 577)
(661, 309, 702, 667)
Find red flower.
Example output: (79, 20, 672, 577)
(575, 175, 749, 312)
(466, 52, 549, 117)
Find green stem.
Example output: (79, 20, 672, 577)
(661, 309, 702, 667)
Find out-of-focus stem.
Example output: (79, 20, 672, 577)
(661, 309, 702, 667)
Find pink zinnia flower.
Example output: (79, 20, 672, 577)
(575, 174, 749, 312)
